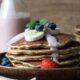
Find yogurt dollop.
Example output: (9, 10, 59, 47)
(24, 29, 44, 41)
(46, 33, 60, 63)
(46, 33, 60, 48)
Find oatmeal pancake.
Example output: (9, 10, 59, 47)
(6, 53, 51, 61)
(9, 34, 72, 50)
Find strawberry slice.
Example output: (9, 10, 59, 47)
(40, 58, 59, 69)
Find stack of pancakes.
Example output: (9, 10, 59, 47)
(6, 34, 73, 69)
(6, 37, 53, 68)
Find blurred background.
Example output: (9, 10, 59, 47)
(1, 0, 80, 34)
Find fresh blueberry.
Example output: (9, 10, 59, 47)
(1, 60, 8, 66)
(48, 23, 57, 30)
(2, 58, 10, 63)
(1, 58, 10, 66)
(0, 58, 2, 64)
(35, 25, 44, 31)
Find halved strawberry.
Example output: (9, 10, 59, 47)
(40, 58, 59, 69)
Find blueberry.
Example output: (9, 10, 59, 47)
(1, 61, 8, 66)
(35, 25, 44, 31)
(48, 23, 57, 30)
(1, 58, 10, 66)
(0, 58, 2, 64)
(2, 58, 9, 63)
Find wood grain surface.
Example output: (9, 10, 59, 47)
(0, 0, 80, 34)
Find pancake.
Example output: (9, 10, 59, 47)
(10, 55, 80, 68)
(6, 53, 51, 61)
(9, 59, 40, 68)
(9, 44, 49, 50)
(58, 56, 80, 67)
(7, 33, 73, 68)
(56, 33, 73, 47)
(7, 49, 53, 55)
(11, 37, 49, 50)
(59, 53, 80, 60)
(9, 34, 72, 50)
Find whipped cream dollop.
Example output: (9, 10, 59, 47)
(46, 33, 60, 48)
(46, 33, 60, 63)
(8, 28, 60, 46)
(24, 29, 44, 41)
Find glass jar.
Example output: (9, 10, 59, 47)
(0, 0, 30, 53)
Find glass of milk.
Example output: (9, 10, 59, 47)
(0, 0, 30, 53)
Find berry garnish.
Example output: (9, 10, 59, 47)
(1, 58, 11, 66)
(48, 23, 57, 30)
(40, 19, 47, 25)
(40, 58, 59, 69)
(35, 25, 44, 31)
(26, 21, 36, 29)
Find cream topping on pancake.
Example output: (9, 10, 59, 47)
(46, 33, 60, 62)
(24, 29, 44, 41)
(46, 33, 60, 48)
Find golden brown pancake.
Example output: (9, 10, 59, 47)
(6, 53, 51, 61)
(10, 34, 72, 50)
(11, 37, 49, 50)
(9, 59, 41, 68)
(7, 49, 53, 55)
(7, 33, 73, 68)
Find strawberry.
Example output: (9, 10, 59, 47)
(40, 58, 59, 69)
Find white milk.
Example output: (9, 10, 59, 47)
(0, 0, 30, 53)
